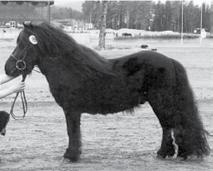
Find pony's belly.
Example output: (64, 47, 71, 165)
(83, 101, 139, 115)
(51, 72, 146, 114)
(82, 87, 144, 114)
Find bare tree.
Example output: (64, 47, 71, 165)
(99, 1, 108, 49)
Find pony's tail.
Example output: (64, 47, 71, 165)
(173, 60, 210, 158)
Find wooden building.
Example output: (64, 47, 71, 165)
(0, 0, 54, 27)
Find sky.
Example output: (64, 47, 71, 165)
(54, 0, 84, 10)
(54, 0, 212, 11)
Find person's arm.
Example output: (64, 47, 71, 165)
(0, 74, 14, 85)
(0, 82, 25, 99)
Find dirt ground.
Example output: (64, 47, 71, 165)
(0, 101, 212, 171)
(0, 38, 213, 170)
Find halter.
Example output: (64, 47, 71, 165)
(9, 44, 31, 120)
(10, 44, 29, 72)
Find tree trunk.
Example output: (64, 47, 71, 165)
(99, 1, 107, 49)
(210, 2, 213, 35)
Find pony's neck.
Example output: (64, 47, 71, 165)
(37, 56, 59, 76)
(37, 37, 113, 78)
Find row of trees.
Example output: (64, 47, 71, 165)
(153, 1, 210, 32)
(82, 1, 153, 30)
(82, 1, 211, 33)
(51, 6, 83, 21)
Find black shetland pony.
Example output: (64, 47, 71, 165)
(5, 22, 210, 161)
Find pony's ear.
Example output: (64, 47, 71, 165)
(23, 21, 33, 29)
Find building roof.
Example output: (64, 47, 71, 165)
(0, 0, 54, 5)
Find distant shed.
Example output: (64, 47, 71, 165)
(0, 0, 54, 27)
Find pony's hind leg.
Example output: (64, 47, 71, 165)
(157, 128, 175, 158)
(63, 111, 81, 162)
(148, 88, 178, 158)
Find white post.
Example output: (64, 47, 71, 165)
(48, 0, 51, 23)
(200, 2, 203, 44)
(181, 0, 184, 44)
(211, 1, 213, 36)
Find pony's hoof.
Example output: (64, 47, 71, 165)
(157, 148, 175, 159)
(63, 149, 80, 162)
(157, 150, 166, 159)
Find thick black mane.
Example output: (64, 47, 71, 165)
(23, 22, 113, 75)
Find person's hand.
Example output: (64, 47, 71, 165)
(11, 82, 25, 94)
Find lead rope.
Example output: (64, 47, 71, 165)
(10, 74, 28, 120)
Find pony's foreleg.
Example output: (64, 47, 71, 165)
(148, 89, 177, 158)
(63, 111, 81, 162)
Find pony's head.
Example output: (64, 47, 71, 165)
(5, 22, 41, 77)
